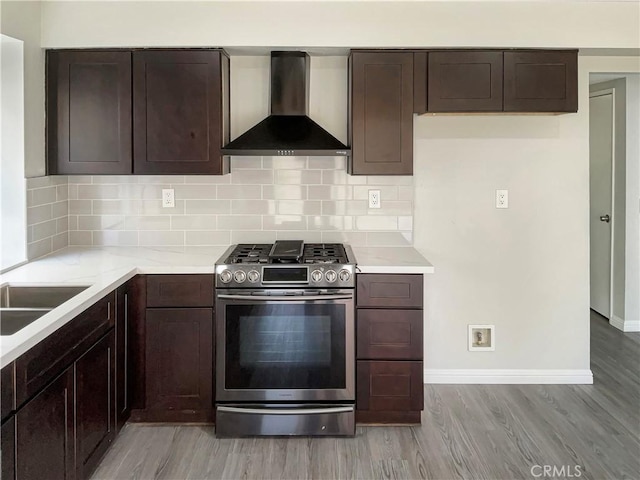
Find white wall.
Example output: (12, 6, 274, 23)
(1, 35, 27, 270)
(624, 75, 640, 328)
(0, 1, 45, 178)
(40, 1, 639, 50)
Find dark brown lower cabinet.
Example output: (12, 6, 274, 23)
(75, 331, 116, 479)
(144, 308, 213, 422)
(356, 361, 423, 424)
(16, 368, 74, 480)
(1, 416, 15, 480)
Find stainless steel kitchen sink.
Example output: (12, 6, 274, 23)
(0, 309, 52, 336)
(0, 285, 88, 309)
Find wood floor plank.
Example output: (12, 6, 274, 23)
(91, 314, 640, 480)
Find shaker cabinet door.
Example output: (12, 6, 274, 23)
(504, 50, 578, 112)
(75, 332, 116, 480)
(428, 50, 503, 112)
(350, 52, 414, 175)
(133, 50, 229, 175)
(47, 50, 132, 175)
(16, 369, 74, 480)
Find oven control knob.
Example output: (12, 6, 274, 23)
(311, 269, 324, 283)
(338, 269, 351, 282)
(233, 270, 247, 283)
(325, 270, 337, 283)
(247, 270, 260, 283)
(219, 269, 232, 283)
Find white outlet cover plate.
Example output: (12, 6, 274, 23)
(368, 189, 381, 209)
(496, 189, 508, 209)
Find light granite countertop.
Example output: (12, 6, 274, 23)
(0, 245, 433, 368)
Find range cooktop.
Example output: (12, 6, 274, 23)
(215, 241, 356, 288)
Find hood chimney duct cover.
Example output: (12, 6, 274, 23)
(221, 51, 350, 157)
(270, 52, 310, 116)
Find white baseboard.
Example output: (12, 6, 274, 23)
(610, 315, 640, 332)
(424, 369, 593, 384)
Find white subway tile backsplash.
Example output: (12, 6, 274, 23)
(173, 185, 218, 199)
(124, 216, 170, 230)
(217, 185, 262, 199)
(308, 185, 353, 200)
(32, 220, 58, 242)
(232, 200, 275, 215)
(28, 205, 53, 224)
(93, 230, 139, 246)
(138, 230, 184, 246)
(93, 199, 136, 215)
(139, 200, 185, 215)
(307, 157, 345, 170)
(184, 200, 231, 215)
(31, 186, 57, 206)
(78, 184, 120, 199)
(355, 215, 398, 231)
(185, 230, 231, 246)
(218, 215, 263, 231)
(231, 230, 278, 244)
(171, 215, 217, 230)
(53, 157, 413, 248)
(276, 200, 321, 216)
(263, 215, 306, 231)
(78, 215, 123, 231)
(69, 200, 91, 215)
(52, 201, 69, 219)
(52, 232, 68, 251)
(231, 169, 274, 185)
(263, 185, 307, 200)
(27, 238, 52, 260)
(275, 170, 322, 185)
(69, 230, 92, 246)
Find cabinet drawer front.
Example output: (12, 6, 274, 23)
(428, 51, 503, 112)
(504, 50, 577, 112)
(356, 361, 423, 412)
(15, 293, 115, 407)
(357, 309, 423, 360)
(146, 274, 213, 307)
(357, 274, 423, 308)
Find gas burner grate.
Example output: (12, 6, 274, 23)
(302, 243, 348, 264)
(226, 244, 272, 264)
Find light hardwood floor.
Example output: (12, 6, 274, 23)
(92, 312, 640, 480)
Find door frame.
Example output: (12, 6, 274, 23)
(589, 88, 616, 320)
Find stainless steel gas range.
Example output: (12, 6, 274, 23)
(214, 241, 356, 437)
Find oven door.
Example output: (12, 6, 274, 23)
(215, 290, 355, 402)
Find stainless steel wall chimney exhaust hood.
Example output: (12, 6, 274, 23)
(222, 51, 350, 157)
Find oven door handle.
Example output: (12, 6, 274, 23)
(217, 405, 354, 415)
(217, 294, 353, 301)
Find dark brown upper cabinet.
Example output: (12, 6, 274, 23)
(428, 51, 504, 112)
(504, 50, 577, 113)
(47, 50, 132, 175)
(133, 50, 230, 175)
(47, 49, 230, 176)
(349, 51, 414, 175)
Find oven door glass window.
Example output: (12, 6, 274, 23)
(225, 303, 346, 390)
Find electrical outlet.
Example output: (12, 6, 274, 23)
(162, 188, 175, 208)
(368, 190, 381, 209)
(496, 189, 508, 209)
